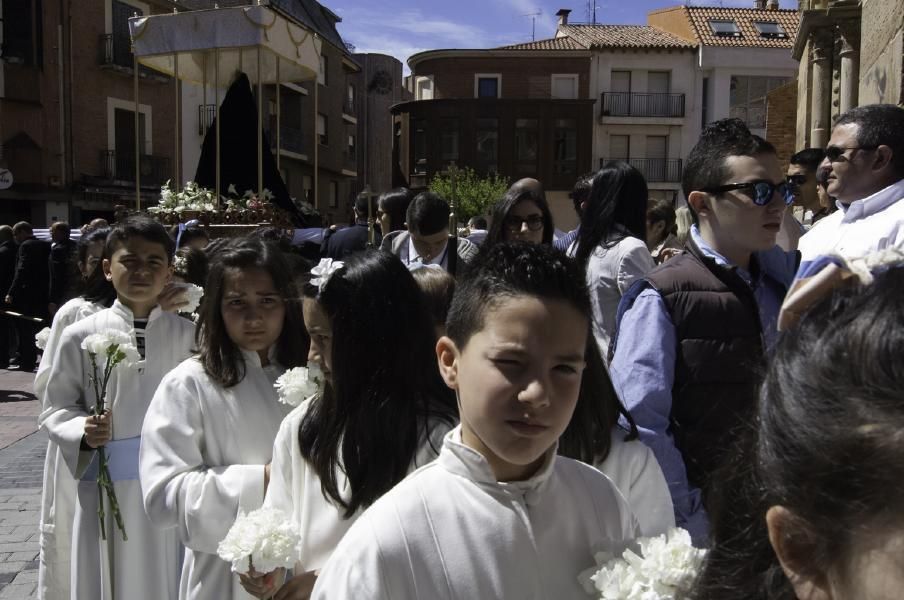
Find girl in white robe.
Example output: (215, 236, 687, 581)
(241, 253, 458, 599)
(40, 219, 196, 600)
(139, 240, 308, 600)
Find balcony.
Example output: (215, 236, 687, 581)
(100, 150, 171, 187)
(265, 123, 305, 156)
(342, 99, 357, 123)
(600, 158, 683, 183)
(600, 92, 686, 118)
(98, 33, 169, 82)
(342, 149, 357, 176)
(198, 104, 216, 136)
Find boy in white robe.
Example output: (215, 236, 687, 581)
(40, 217, 195, 600)
(312, 242, 640, 599)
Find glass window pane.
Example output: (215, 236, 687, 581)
(554, 119, 577, 175)
(475, 118, 498, 172)
(440, 118, 459, 162)
(478, 77, 499, 98)
(413, 119, 427, 174)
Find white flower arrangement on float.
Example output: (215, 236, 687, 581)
(223, 184, 274, 212)
(217, 506, 302, 574)
(149, 180, 217, 215)
(580, 528, 706, 600)
(273, 363, 324, 407)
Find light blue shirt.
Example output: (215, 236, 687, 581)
(609, 226, 796, 545)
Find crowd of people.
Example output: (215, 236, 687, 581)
(22, 101, 904, 600)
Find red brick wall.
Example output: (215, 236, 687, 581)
(766, 80, 798, 166)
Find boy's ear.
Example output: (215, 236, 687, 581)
(766, 506, 831, 600)
(436, 335, 459, 389)
(687, 191, 710, 220)
(102, 258, 113, 282)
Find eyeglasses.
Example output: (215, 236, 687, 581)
(825, 145, 877, 162)
(785, 173, 808, 189)
(503, 215, 544, 232)
(701, 180, 795, 206)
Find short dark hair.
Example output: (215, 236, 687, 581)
(571, 172, 595, 215)
(484, 188, 555, 248)
(683, 118, 777, 200)
(469, 216, 488, 230)
(82, 227, 116, 306)
(411, 266, 456, 332)
(168, 223, 209, 250)
(406, 191, 449, 236)
(173, 246, 209, 287)
(51, 221, 71, 237)
(647, 197, 677, 236)
(378, 188, 413, 234)
(789, 148, 826, 173)
(12, 222, 32, 236)
(447, 242, 590, 351)
(354, 193, 376, 218)
(105, 216, 175, 262)
(197, 239, 307, 388)
(834, 103, 904, 176)
(693, 266, 904, 599)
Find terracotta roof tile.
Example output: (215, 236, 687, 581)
(557, 24, 696, 50)
(682, 7, 800, 48)
(497, 37, 586, 51)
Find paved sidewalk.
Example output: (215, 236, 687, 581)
(0, 368, 45, 599)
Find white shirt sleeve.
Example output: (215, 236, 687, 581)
(616, 241, 656, 294)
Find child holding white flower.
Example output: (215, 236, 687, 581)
(311, 243, 639, 599)
(139, 239, 308, 600)
(40, 217, 196, 600)
(241, 252, 458, 599)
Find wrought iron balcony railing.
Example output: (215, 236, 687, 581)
(601, 92, 686, 118)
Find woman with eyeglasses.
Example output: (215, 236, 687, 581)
(570, 161, 655, 362)
(483, 185, 555, 248)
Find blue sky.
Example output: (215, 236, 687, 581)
(333, 0, 798, 73)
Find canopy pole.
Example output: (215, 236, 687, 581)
(257, 46, 263, 196)
(276, 58, 281, 172)
(215, 48, 221, 208)
(314, 69, 319, 212)
(173, 53, 180, 193)
(134, 53, 140, 211)
(202, 52, 207, 132)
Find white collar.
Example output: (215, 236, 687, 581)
(841, 178, 904, 223)
(406, 235, 448, 267)
(111, 299, 163, 324)
(437, 426, 557, 506)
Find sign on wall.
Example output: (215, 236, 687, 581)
(0, 169, 13, 190)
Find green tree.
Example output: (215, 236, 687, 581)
(429, 167, 509, 223)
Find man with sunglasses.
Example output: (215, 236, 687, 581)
(796, 104, 904, 280)
(787, 148, 829, 230)
(608, 119, 799, 546)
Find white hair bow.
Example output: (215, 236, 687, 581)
(310, 258, 344, 292)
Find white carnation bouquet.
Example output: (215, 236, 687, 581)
(81, 330, 141, 541)
(149, 180, 217, 214)
(174, 283, 204, 314)
(580, 528, 706, 600)
(273, 364, 324, 407)
(35, 327, 51, 351)
(217, 506, 302, 574)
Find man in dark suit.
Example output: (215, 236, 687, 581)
(48, 221, 77, 315)
(5, 222, 51, 371)
(0, 226, 18, 368)
(325, 193, 380, 260)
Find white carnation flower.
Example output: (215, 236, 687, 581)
(174, 283, 204, 314)
(81, 330, 133, 356)
(582, 528, 705, 600)
(217, 507, 301, 574)
(274, 364, 323, 407)
(35, 327, 52, 351)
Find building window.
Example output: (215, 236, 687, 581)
(610, 135, 630, 161)
(412, 119, 427, 174)
(475, 118, 499, 173)
(475, 74, 501, 99)
(2, 0, 42, 66)
(329, 181, 339, 208)
(347, 134, 356, 156)
(439, 118, 459, 166)
(302, 175, 312, 202)
(709, 20, 741, 37)
(415, 76, 434, 100)
(551, 75, 578, 99)
(754, 21, 787, 39)
(729, 75, 789, 129)
(514, 118, 539, 175)
(319, 55, 328, 86)
(553, 119, 577, 175)
(646, 136, 669, 182)
(345, 83, 355, 113)
(317, 113, 328, 146)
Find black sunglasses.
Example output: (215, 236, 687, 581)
(825, 145, 877, 162)
(786, 173, 808, 188)
(702, 180, 795, 206)
(503, 215, 544, 232)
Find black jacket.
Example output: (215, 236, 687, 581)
(49, 238, 78, 305)
(325, 223, 377, 260)
(7, 237, 51, 316)
(0, 240, 17, 301)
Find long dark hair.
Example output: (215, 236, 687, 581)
(574, 161, 649, 267)
(82, 227, 116, 307)
(484, 188, 554, 248)
(67, 227, 111, 302)
(378, 188, 413, 234)
(299, 251, 457, 517)
(197, 239, 308, 388)
(693, 267, 904, 600)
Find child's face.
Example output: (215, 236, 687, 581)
(220, 267, 285, 357)
(78, 241, 104, 279)
(103, 238, 172, 311)
(302, 296, 333, 384)
(438, 295, 588, 482)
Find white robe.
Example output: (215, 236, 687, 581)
(595, 427, 675, 537)
(139, 353, 292, 600)
(263, 399, 453, 575)
(311, 427, 640, 599)
(40, 300, 195, 600)
(36, 298, 104, 600)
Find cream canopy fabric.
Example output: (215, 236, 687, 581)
(129, 5, 322, 85)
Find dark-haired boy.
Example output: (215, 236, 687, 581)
(787, 148, 828, 229)
(311, 243, 638, 598)
(41, 217, 195, 600)
(609, 119, 799, 545)
(380, 191, 478, 272)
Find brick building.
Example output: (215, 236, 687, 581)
(765, 80, 799, 165)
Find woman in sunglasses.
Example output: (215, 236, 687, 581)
(484, 185, 555, 248)
(570, 160, 655, 362)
